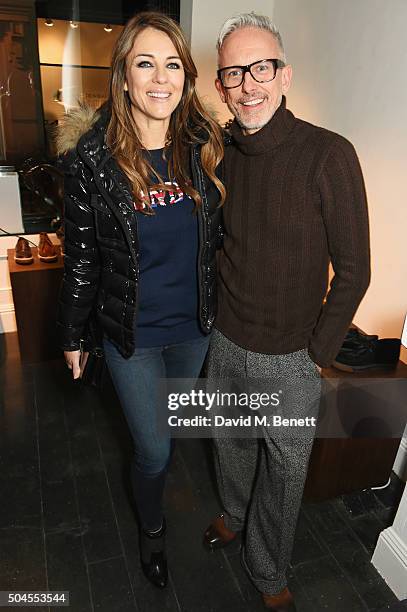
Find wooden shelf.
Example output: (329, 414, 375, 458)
(304, 360, 407, 500)
(8, 247, 64, 363)
(8, 246, 63, 274)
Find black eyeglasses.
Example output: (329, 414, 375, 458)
(217, 58, 286, 89)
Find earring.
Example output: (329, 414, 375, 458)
(124, 83, 128, 92)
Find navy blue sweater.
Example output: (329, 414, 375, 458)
(134, 148, 204, 347)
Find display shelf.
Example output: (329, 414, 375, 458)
(304, 360, 407, 500)
(7, 246, 64, 363)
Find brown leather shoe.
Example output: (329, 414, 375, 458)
(14, 237, 33, 265)
(203, 514, 237, 550)
(38, 232, 58, 262)
(262, 587, 296, 611)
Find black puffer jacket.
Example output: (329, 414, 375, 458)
(56, 107, 223, 358)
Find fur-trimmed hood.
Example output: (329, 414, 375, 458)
(55, 104, 101, 156)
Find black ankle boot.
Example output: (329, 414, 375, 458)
(140, 518, 167, 588)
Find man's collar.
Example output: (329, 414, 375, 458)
(230, 96, 296, 156)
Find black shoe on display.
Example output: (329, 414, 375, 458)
(341, 327, 378, 349)
(333, 337, 400, 372)
(140, 519, 168, 589)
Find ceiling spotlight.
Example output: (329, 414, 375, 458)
(104, 24, 113, 32)
(45, 18, 54, 27)
(70, 21, 79, 29)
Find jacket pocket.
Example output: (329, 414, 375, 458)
(91, 195, 125, 245)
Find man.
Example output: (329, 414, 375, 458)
(203, 13, 370, 612)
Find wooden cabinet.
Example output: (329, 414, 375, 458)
(8, 247, 64, 363)
(304, 360, 407, 500)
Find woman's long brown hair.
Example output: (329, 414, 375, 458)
(107, 11, 225, 212)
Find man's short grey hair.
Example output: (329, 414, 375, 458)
(217, 12, 286, 63)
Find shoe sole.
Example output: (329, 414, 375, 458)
(332, 360, 397, 372)
(14, 256, 33, 265)
(203, 534, 237, 551)
(38, 254, 58, 262)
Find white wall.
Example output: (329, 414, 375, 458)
(272, 0, 407, 360)
(372, 471, 407, 598)
(0, 235, 17, 333)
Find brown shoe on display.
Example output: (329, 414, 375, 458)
(38, 232, 58, 262)
(14, 237, 33, 265)
(203, 514, 237, 550)
(262, 587, 297, 611)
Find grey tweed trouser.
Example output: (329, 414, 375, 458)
(207, 328, 321, 595)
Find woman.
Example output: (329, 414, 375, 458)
(56, 12, 224, 588)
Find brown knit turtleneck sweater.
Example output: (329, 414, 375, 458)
(216, 97, 370, 367)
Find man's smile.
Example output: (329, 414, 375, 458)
(240, 97, 266, 108)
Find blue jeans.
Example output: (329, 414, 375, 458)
(103, 333, 210, 529)
(104, 333, 210, 473)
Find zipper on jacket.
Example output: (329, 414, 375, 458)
(192, 146, 211, 331)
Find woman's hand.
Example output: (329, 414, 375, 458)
(64, 349, 83, 379)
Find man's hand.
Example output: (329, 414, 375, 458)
(308, 350, 322, 374)
(64, 349, 82, 379)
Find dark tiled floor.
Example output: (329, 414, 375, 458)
(0, 332, 405, 612)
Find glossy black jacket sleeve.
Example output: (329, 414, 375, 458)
(56, 152, 101, 352)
